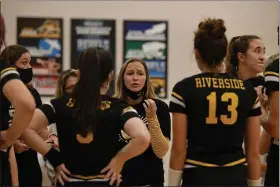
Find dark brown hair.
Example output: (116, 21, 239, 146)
(0, 45, 29, 64)
(226, 35, 260, 77)
(194, 18, 228, 68)
(72, 47, 113, 137)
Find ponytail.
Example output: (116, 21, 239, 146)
(72, 48, 101, 137)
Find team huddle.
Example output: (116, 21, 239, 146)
(0, 15, 279, 187)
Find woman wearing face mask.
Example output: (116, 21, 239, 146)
(0, 15, 35, 187)
(115, 58, 170, 186)
(0, 44, 58, 186)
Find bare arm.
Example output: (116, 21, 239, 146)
(261, 92, 279, 138)
(115, 117, 151, 163)
(170, 113, 187, 170)
(244, 116, 261, 185)
(169, 113, 187, 186)
(3, 79, 35, 145)
(101, 116, 151, 186)
(20, 109, 51, 155)
(9, 146, 18, 187)
(259, 129, 271, 155)
(39, 127, 53, 140)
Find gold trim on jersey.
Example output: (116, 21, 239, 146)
(76, 132, 94, 144)
(264, 71, 279, 77)
(70, 174, 106, 180)
(122, 106, 137, 114)
(171, 92, 186, 108)
(186, 158, 246, 167)
(0, 67, 16, 75)
(172, 92, 184, 102)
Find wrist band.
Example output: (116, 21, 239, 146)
(44, 147, 63, 168)
(247, 178, 261, 186)
(168, 168, 182, 186)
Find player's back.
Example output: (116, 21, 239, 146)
(42, 94, 136, 177)
(171, 72, 259, 166)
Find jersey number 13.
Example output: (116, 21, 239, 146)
(206, 92, 239, 125)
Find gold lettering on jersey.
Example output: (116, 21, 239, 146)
(218, 78, 225, 88)
(76, 132, 93, 144)
(206, 92, 239, 125)
(205, 78, 212, 88)
(195, 78, 202, 88)
(232, 80, 240, 89)
(194, 77, 245, 90)
(229, 79, 234, 88)
(201, 77, 206, 87)
(224, 79, 231, 88)
(238, 80, 245, 90)
(100, 101, 111, 110)
(66, 98, 74, 107)
(212, 78, 218, 88)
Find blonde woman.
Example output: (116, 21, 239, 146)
(55, 69, 78, 97)
(115, 58, 170, 186)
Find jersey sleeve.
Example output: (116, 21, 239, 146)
(169, 80, 187, 114)
(156, 100, 171, 139)
(39, 98, 59, 124)
(264, 59, 279, 95)
(118, 104, 139, 129)
(0, 60, 20, 90)
(28, 86, 43, 108)
(247, 87, 262, 117)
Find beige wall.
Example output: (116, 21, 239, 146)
(2, 0, 279, 184)
(2, 0, 279, 102)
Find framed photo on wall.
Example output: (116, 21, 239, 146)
(17, 17, 63, 96)
(123, 20, 168, 99)
(70, 19, 116, 96)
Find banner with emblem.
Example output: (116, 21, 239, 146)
(123, 20, 168, 98)
(70, 19, 116, 96)
(17, 17, 63, 96)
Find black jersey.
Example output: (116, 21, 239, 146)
(39, 94, 139, 178)
(169, 72, 261, 167)
(264, 56, 279, 96)
(0, 60, 20, 132)
(0, 59, 21, 186)
(245, 76, 265, 89)
(118, 98, 170, 186)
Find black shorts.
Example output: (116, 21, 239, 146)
(16, 150, 42, 186)
(264, 143, 279, 186)
(0, 151, 11, 187)
(182, 165, 247, 186)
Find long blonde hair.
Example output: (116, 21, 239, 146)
(115, 58, 156, 100)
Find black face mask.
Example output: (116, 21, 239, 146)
(16, 67, 33, 84)
(124, 84, 147, 100)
